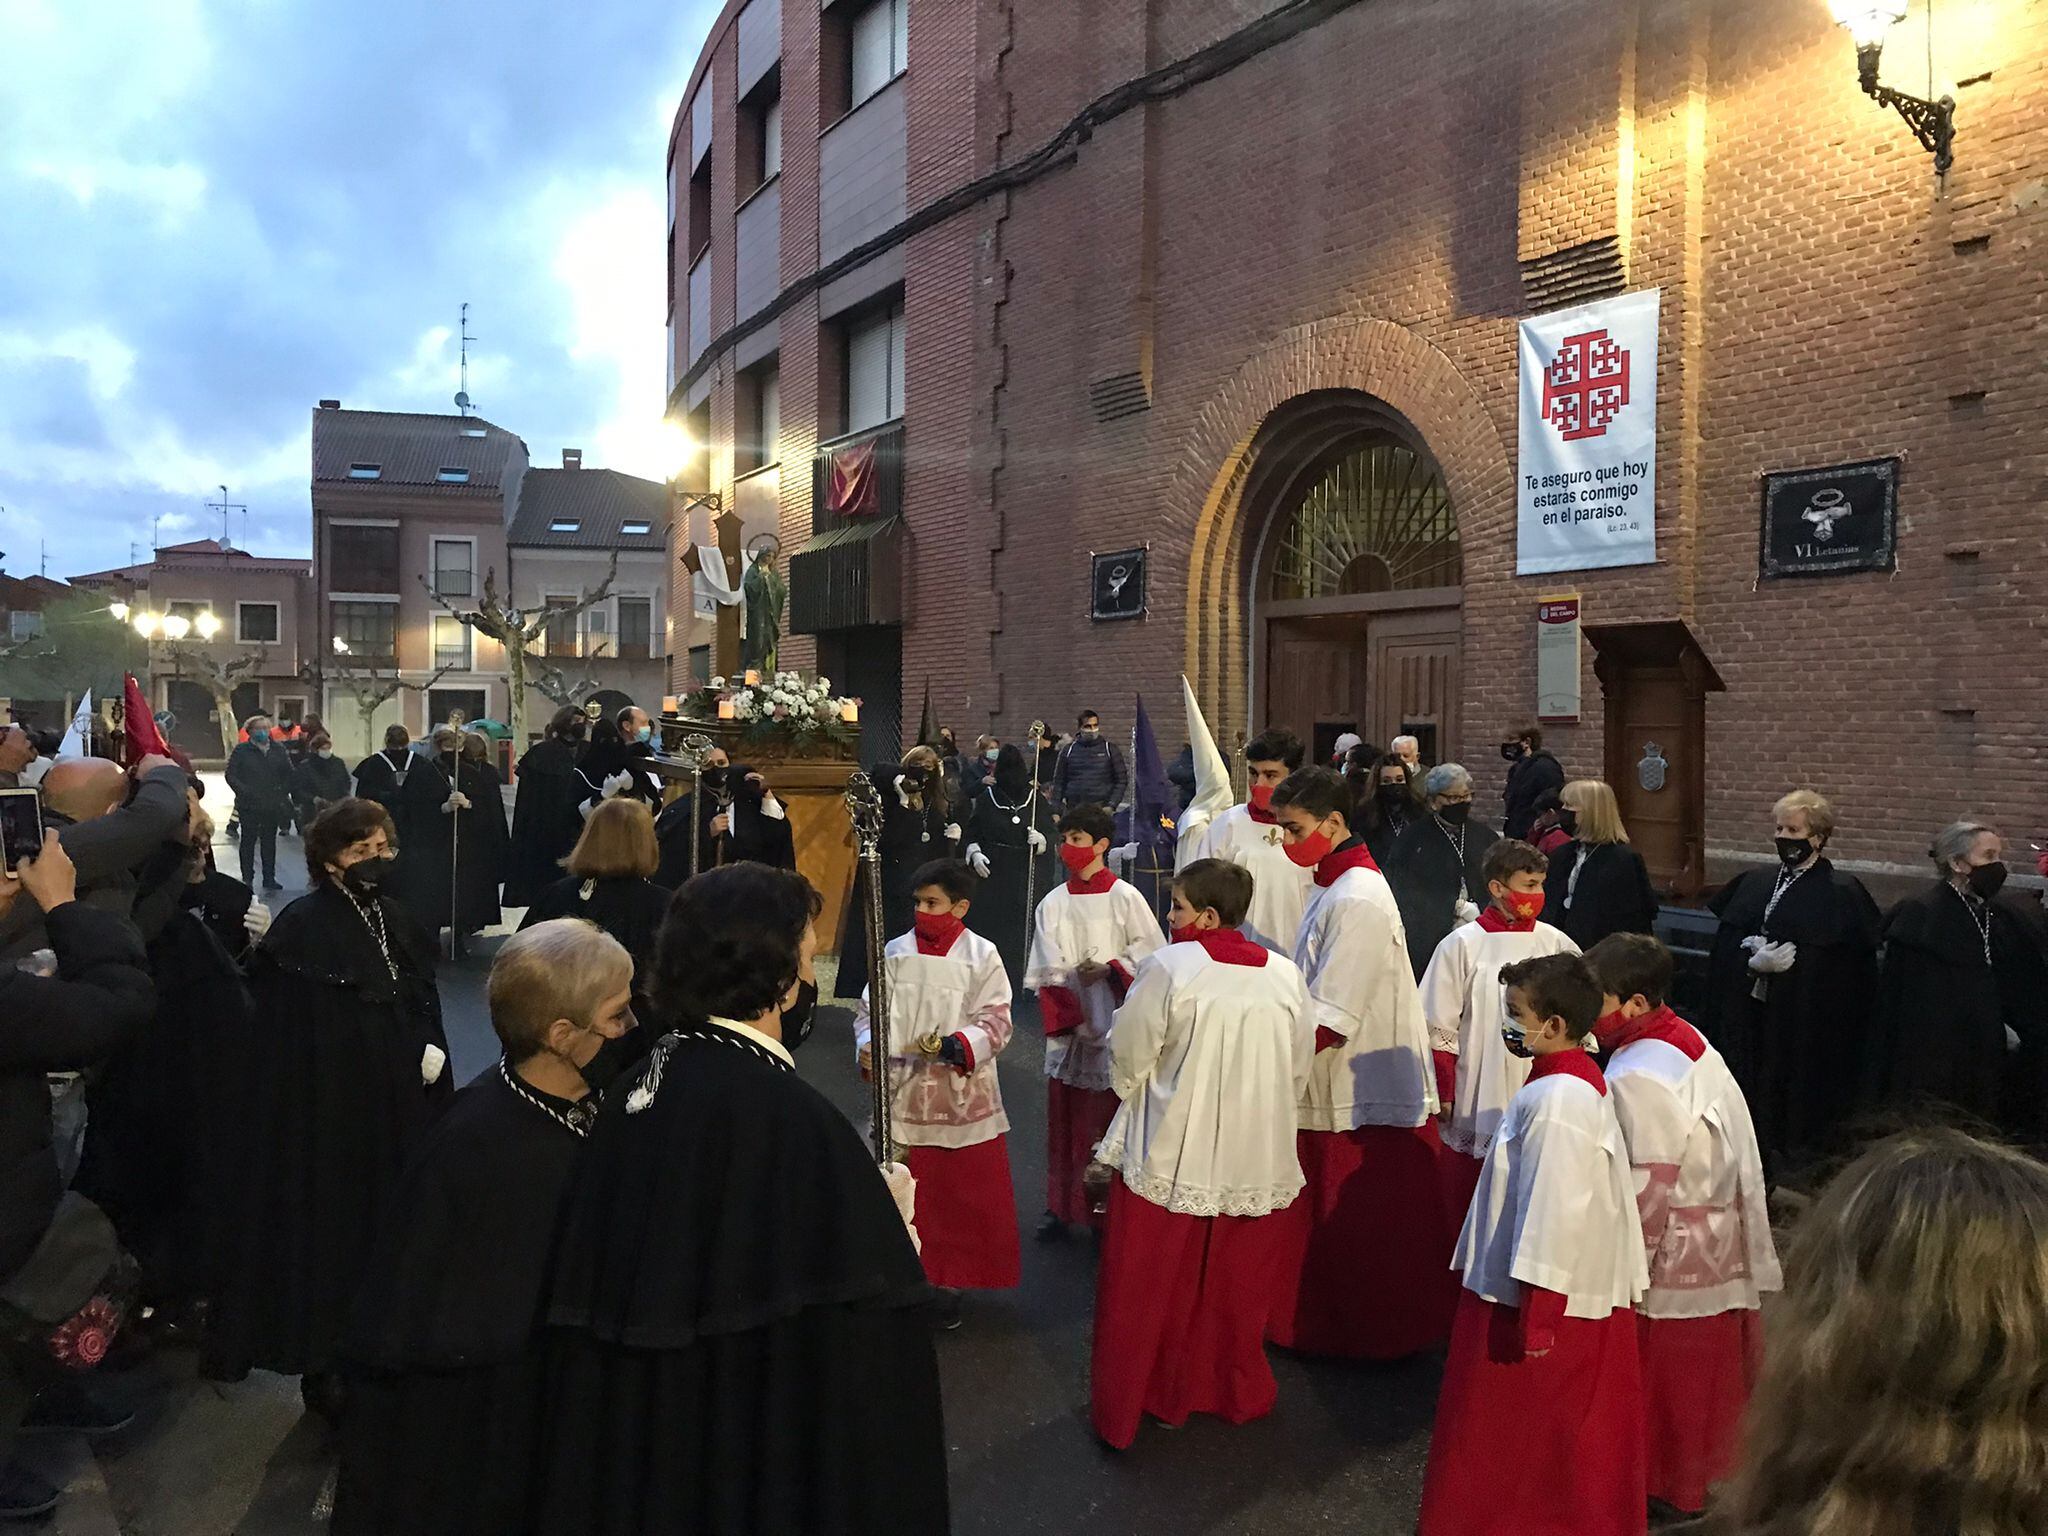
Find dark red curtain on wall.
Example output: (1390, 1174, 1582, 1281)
(826, 439, 881, 519)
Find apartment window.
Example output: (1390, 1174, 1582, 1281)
(550, 519, 581, 534)
(237, 602, 281, 644)
(739, 359, 781, 471)
(849, 0, 907, 107)
(843, 300, 905, 434)
(742, 77, 783, 195)
(543, 596, 579, 657)
(688, 158, 712, 262)
(166, 599, 206, 624)
(461, 427, 487, 438)
(436, 466, 471, 484)
(331, 601, 397, 666)
(585, 604, 611, 655)
(620, 519, 654, 537)
(8, 612, 41, 641)
(689, 644, 710, 686)
(329, 524, 401, 592)
(431, 537, 474, 598)
(432, 613, 472, 671)
(348, 463, 381, 480)
(617, 597, 653, 661)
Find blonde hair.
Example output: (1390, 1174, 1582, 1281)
(563, 797, 660, 880)
(1718, 1129, 2048, 1536)
(901, 744, 947, 817)
(488, 918, 633, 1062)
(1562, 779, 1628, 845)
(1774, 788, 1838, 841)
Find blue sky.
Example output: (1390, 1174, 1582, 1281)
(0, 0, 719, 579)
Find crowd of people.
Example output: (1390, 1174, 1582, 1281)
(3, 693, 2047, 1535)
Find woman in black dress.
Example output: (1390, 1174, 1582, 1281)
(962, 744, 1058, 989)
(1701, 789, 1880, 1180)
(291, 732, 354, 834)
(203, 799, 452, 1421)
(834, 745, 960, 999)
(1354, 750, 1421, 869)
(1388, 762, 1500, 980)
(519, 798, 671, 1018)
(391, 729, 508, 940)
(1542, 779, 1659, 950)
(505, 707, 589, 907)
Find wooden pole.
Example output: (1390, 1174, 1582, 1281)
(713, 507, 743, 681)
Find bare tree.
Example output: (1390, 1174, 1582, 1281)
(530, 639, 612, 710)
(420, 555, 617, 745)
(162, 645, 269, 760)
(298, 657, 456, 750)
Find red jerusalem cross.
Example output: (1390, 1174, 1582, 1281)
(1541, 327, 1631, 441)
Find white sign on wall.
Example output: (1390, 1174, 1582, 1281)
(1516, 289, 1660, 575)
(1535, 594, 1581, 722)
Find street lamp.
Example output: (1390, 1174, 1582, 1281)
(108, 601, 129, 622)
(160, 614, 191, 641)
(132, 612, 160, 639)
(662, 418, 723, 514)
(194, 610, 222, 639)
(332, 635, 350, 655)
(1829, 0, 1956, 175)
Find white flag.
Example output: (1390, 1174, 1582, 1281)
(57, 692, 93, 760)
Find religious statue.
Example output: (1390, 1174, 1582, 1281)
(741, 535, 785, 676)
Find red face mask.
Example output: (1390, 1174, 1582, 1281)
(912, 910, 965, 950)
(1283, 824, 1333, 868)
(1058, 843, 1100, 876)
(1505, 891, 1546, 923)
(1595, 1007, 1629, 1042)
(1171, 922, 1206, 944)
(1248, 782, 1275, 812)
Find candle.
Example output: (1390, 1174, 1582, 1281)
(840, 699, 860, 724)
(744, 668, 760, 686)
(661, 695, 679, 715)
(717, 698, 737, 721)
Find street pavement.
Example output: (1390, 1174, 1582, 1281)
(27, 804, 1441, 1534)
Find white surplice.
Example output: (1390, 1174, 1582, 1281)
(1419, 920, 1580, 1158)
(1025, 880, 1165, 1092)
(853, 928, 1014, 1150)
(1181, 803, 1314, 953)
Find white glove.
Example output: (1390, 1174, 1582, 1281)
(243, 900, 272, 940)
(441, 792, 471, 813)
(1027, 827, 1048, 853)
(1106, 841, 1139, 874)
(881, 1161, 921, 1254)
(2007, 1024, 2023, 1054)
(601, 771, 633, 800)
(1453, 897, 1481, 925)
(965, 844, 991, 878)
(893, 774, 915, 809)
(1747, 939, 1798, 975)
(942, 822, 962, 844)
(421, 1043, 447, 1086)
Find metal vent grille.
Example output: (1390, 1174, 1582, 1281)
(1519, 237, 1627, 313)
(1089, 371, 1151, 423)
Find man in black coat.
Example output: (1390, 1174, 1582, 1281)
(225, 714, 294, 892)
(0, 833, 156, 1522)
(653, 747, 796, 887)
(1498, 724, 1564, 841)
(1053, 709, 1129, 811)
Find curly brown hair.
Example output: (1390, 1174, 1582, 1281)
(304, 798, 397, 885)
(1716, 1128, 2048, 1536)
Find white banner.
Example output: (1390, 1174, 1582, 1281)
(1516, 289, 1659, 575)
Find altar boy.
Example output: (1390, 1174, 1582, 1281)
(1180, 728, 1315, 951)
(1419, 838, 1580, 1222)
(1419, 952, 1648, 1536)
(854, 859, 1020, 1320)
(1025, 804, 1164, 1238)
(1090, 859, 1313, 1447)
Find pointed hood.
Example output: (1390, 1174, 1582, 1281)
(1175, 674, 1235, 864)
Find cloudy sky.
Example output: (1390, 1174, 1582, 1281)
(0, 0, 718, 579)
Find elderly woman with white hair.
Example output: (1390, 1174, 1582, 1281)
(1866, 820, 2039, 1127)
(1387, 762, 1500, 980)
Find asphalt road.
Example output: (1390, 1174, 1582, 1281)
(28, 809, 1442, 1535)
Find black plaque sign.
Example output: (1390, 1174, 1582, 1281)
(1759, 456, 1899, 579)
(1090, 547, 1147, 621)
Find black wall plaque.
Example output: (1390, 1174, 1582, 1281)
(1090, 547, 1147, 621)
(1760, 456, 1899, 579)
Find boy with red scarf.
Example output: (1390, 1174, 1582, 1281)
(1089, 859, 1313, 1447)
(1420, 838, 1581, 1224)
(1265, 767, 1456, 1359)
(854, 859, 1019, 1323)
(1420, 951, 1648, 1536)
(1025, 804, 1164, 1239)
(1180, 727, 1314, 951)
(1585, 933, 1780, 1520)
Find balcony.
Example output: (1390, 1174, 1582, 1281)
(791, 420, 905, 634)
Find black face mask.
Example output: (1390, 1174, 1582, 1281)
(1967, 862, 2009, 901)
(1557, 809, 1579, 838)
(577, 1024, 638, 1095)
(1377, 785, 1408, 806)
(1775, 837, 1814, 869)
(341, 855, 395, 896)
(1501, 743, 1525, 762)
(782, 978, 818, 1050)
(1437, 802, 1472, 826)
(700, 765, 728, 791)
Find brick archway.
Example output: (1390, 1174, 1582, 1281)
(1176, 316, 1511, 749)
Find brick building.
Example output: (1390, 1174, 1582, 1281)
(669, 0, 2047, 880)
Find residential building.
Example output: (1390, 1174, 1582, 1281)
(668, 0, 2048, 880)
(507, 450, 672, 725)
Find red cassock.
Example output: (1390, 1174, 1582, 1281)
(1266, 1121, 1458, 1359)
(1419, 1289, 1648, 1536)
(903, 1136, 1021, 1291)
(1090, 1180, 1288, 1449)
(1638, 1309, 1763, 1514)
(1436, 1145, 1484, 1229)
(1045, 1080, 1117, 1228)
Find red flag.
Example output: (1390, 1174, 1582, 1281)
(826, 438, 880, 518)
(122, 673, 185, 769)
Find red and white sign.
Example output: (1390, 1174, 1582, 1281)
(1517, 290, 1659, 575)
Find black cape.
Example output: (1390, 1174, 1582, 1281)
(653, 775, 797, 888)
(519, 874, 673, 1014)
(834, 772, 958, 998)
(1702, 859, 1880, 1173)
(1543, 840, 1660, 950)
(1864, 882, 2017, 1126)
(1502, 750, 1564, 840)
(353, 748, 413, 812)
(575, 739, 663, 812)
(505, 739, 587, 907)
(202, 883, 452, 1380)
(390, 755, 507, 936)
(961, 781, 1058, 991)
(534, 1026, 947, 1535)
(333, 1068, 588, 1536)
(1388, 814, 1501, 980)
(293, 753, 355, 829)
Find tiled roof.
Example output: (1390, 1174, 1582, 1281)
(507, 467, 671, 550)
(311, 407, 526, 489)
(70, 539, 310, 584)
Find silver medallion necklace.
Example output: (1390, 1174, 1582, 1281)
(1951, 883, 1993, 966)
(498, 1058, 596, 1137)
(340, 882, 399, 981)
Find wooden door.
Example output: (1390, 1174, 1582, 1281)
(1265, 619, 1368, 763)
(1368, 607, 1461, 766)
(1606, 667, 1689, 888)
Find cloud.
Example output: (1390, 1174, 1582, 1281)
(0, 0, 722, 577)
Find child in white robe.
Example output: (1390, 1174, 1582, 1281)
(1180, 727, 1314, 951)
(1089, 859, 1313, 1448)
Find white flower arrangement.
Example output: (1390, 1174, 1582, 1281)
(686, 670, 860, 756)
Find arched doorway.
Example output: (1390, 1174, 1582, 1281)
(1247, 391, 1463, 765)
